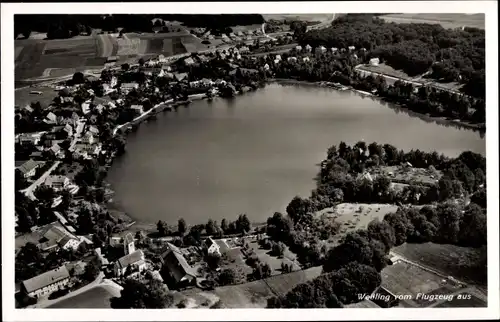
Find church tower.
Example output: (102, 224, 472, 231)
(123, 233, 135, 255)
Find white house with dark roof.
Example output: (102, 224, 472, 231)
(21, 265, 70, 298)
(305, 44, 312, 52)
(44, 175, 69, 191)
(16, 159, 44, 178)
(44, 112, 58, 124)
(114, 249, 146, 277)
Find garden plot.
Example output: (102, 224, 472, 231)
(246, 239, 301, 276)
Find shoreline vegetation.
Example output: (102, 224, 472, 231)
(14, 14, 486, 308)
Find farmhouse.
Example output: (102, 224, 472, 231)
(295, 45, 302, 51)
(315, 46, 327, 54)
(16, 159, 44, 178)
(121, 83, 139, 92)
(161, 243, 197, 287)
(21, 265, 70, 299)
(305, 44, 312, 52)
(130, 105, 144, 114)
(44, 112, 58, 124)
(204, 237, 221, 255)
(37, 223, 79, 252)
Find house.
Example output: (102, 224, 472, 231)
(303, 56, 310, 62)
(121, 83, 139, 91)
(21, 265, 70, 298)
(204, 237, 221, 255)
(275, 54, 282, 61)
(16, 159, 43, 178)
(75, 121, 85, 138)
(88, 125, 99, 135)
(81, 131, 95, 145)
(95, 248, 110, 267)
(287, 56, 297, 63)
(49, 143, 64, 158)
(305, 44, 312, 52)
(369, 58, 380, 66)
(38, 223, 78, 252)
(107, 56, 119, 63)
(184, 57, 196, 66)
(23, 104, 34, 114)
(130, 105, 144, 114)
(263, 63, 270, 71)
(17, 133, 41, 146)
(239, 46, 250, 53)
(114, 250, 147, 277)
(274, 59, 280, 64)
(44, 175, 69, 191)
(58, 235, 82, 251)
(348, 46, 356, 51)
(174, 72, 189, 82)
(295, 45, 302, 51)
(63, 124, 73, 137)
(331, 47, 338, 53)
(161, 243, 197, 286)
(44, 112, 58, 124)
(316, 46, 327, 54)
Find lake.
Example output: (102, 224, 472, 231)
(106, 83, 485, 225)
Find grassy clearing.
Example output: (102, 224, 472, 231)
(316, 203, 399, 245)
(380, 14, 485, 30)
(265, 266, 322, 297)
(381, 261, 460, 307)
(47, 284, 118, 308)
(263, 14, 333, 22)
(246, 239, 301, 276)
(393, 243, 487, 287)
(372, 165, 442, 185)
(15, 86, 57, 107)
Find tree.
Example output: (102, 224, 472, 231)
(111, 279, 173, 308)
(72, 72, 85, 84)
(206, 252, 221, 270)
(328, 262, 382, 304)
(34, 185, 56, 203)
(236, 214, 251, 234)
(121, 63, 130, 71)
(218, 268, 236, 286)
(266, 212, 292, 241)
(178, 218, 187, 236)
(138, 58, 145, 66)
(286, 196, 314, 224)
(290, 20, 307, 39)
(157, 220, 166, 236)
(459, 203, 486, 247)
(366, 219, 396, 252)
(205, 219, 217, 236)
(436, 202, 462, 244)
(272, 241, 286, 257)
(221, 218, 228, 234)
(83, 258, 100, 282)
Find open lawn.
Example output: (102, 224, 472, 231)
(15, 86, 58, 107)
(381, 261, 461, 307)
(246, 239, 301, 276)
(380, 14, 485, 30)
(393, 243, 487, 287)
(315, 203, 399, 245)
(47, 284, 118, 308)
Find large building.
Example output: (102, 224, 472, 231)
(21, 265, 70, 299)
(161, 243, 197, 287)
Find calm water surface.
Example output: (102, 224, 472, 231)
(106, 84, 485, 224)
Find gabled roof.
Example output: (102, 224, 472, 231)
(117, 249, 145, 269)
(22, 265, 70, 294)
(16, 159, 40, 175)
(162, 243, 197, 281)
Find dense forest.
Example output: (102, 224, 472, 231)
(14, 14, 264, 39)
(298, 14, 485, 98)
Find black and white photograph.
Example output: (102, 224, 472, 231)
(1, 1, 498, 321)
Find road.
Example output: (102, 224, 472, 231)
(20, 161, 61, 200)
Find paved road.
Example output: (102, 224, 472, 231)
(20, 161, 61, 200)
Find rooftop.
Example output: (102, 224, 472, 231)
(117, 250, 145, 269)
(22, 265, 70, 294)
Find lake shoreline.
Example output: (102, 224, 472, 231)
(106, 79, 483, 234)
